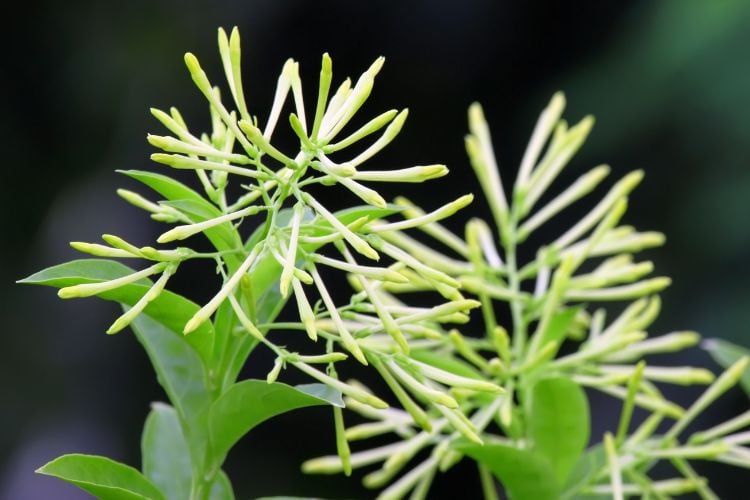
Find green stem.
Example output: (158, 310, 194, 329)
(478, 464, 499, 500)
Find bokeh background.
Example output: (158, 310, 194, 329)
(3, 1, 750, 498)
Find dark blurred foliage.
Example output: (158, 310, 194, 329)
(2, 1, 750, 498)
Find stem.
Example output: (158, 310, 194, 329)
(503, 209, 526, 361)
(478, 464, 499, 500)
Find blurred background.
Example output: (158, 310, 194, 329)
(3, 0, 750, 498)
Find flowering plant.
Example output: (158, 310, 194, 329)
(21, 27, 750, 500)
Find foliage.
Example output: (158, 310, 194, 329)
(21, 27, 750, 499)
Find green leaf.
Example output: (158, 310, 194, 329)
(131, 313, 211, 475)
(561, 445, 607, 500)
(119, 169, 214, 206)
(141, 403, 191, 500)
(20, 259, 214, 365)
(295, 383, 345, 407)
(37, 454, 165, 500)
(119, 170, 242, 269)
(527, 377, 590, 486)
(704, 338, 750, 397)
(208, 380, 340, 461)
(209, 471, 235, 500)
(536, 306, 582, 359)
(456, 440, 559, 500)
(19, 259, 152, 286)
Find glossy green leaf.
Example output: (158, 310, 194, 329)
(131, 313, 211, 474)
(20, 259, 214, 365)
(119, 170, 242, 269)
(120, 169, 214, 207)
(704, 338, 750, 397)
(456, 440, 559, 500)
(37, 454, 165, 500)
(561, 445, 607, 500)
(19, 259, 152, 286)
(535, 307, 582, 359)
(208, 380, 340, 461)
(209, 471, 235, 500)
(141, 403, 191, 500)
(295, 383, 345, 407)
(527, 377, 590, 485)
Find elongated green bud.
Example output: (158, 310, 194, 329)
(346, 109, 408, 168)
(293, 361, 388, 409)
(280, 202, 304, 298)
(370, 194, 473, 233)
(310, 52, 333, 141)
(606, 331, 700, 362)
(320, 56, 385, 141)
(691, 409, 750, 444)
(332, 406, 352, 476)
(388, 360, 458, 409)
(353, 164, 448, 183)
(291, 278, 317, 342)
(157, 205, 262, 243)
(324, 109, 399, 153)
(449, 330, 490, 372)
(313, 254, 407, 283)
(666, 357, 750, 440)
(565, 277, 671, 302)
(615, 360, 645, 445)
(603, 433, 623, 500)
(266, 357, 283, 384)
(117, 189, 162, 214)
(147, 135, 250, 164)
(227, 294, 264, 341)
(523, 115, 595, 213)
(515, 92, 566, 190)
(289, 113, 315, 151)
(303, 192, 379, 261)
(554, 170, 644, 249)
(370, 356, 432, 431)
(436, 405, 483, 444)
(602, 364, 715, 386)
(184, 244, 261, 334)
(150, 153, 261, 178)
(519, 165, 610, 240)
(289, 352, 348, 364)
(368, 234, 457, 287)
(337, 176, 387, 208)
(414, 360, 503, 393)
(647, 442, 730, 460)
(344, 420, 405, 441)
(107, 264, 177, 334)
(458, 276, 518, 301)
(70, 242, 134, 258)
(392, 300, 481, 326)
(393, 196, 469, 257)
(309, 264, 367, 364)
(58, 262, 166, 299)
(302, 441, 405, 475)
(238, 119, 296, 166)
(101, 234, 144, 257)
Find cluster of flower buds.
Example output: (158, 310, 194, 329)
(302, 92, 750, 499)
(58, 26, 508, 474)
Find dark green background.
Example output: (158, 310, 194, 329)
(3, 1, 749, 498)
